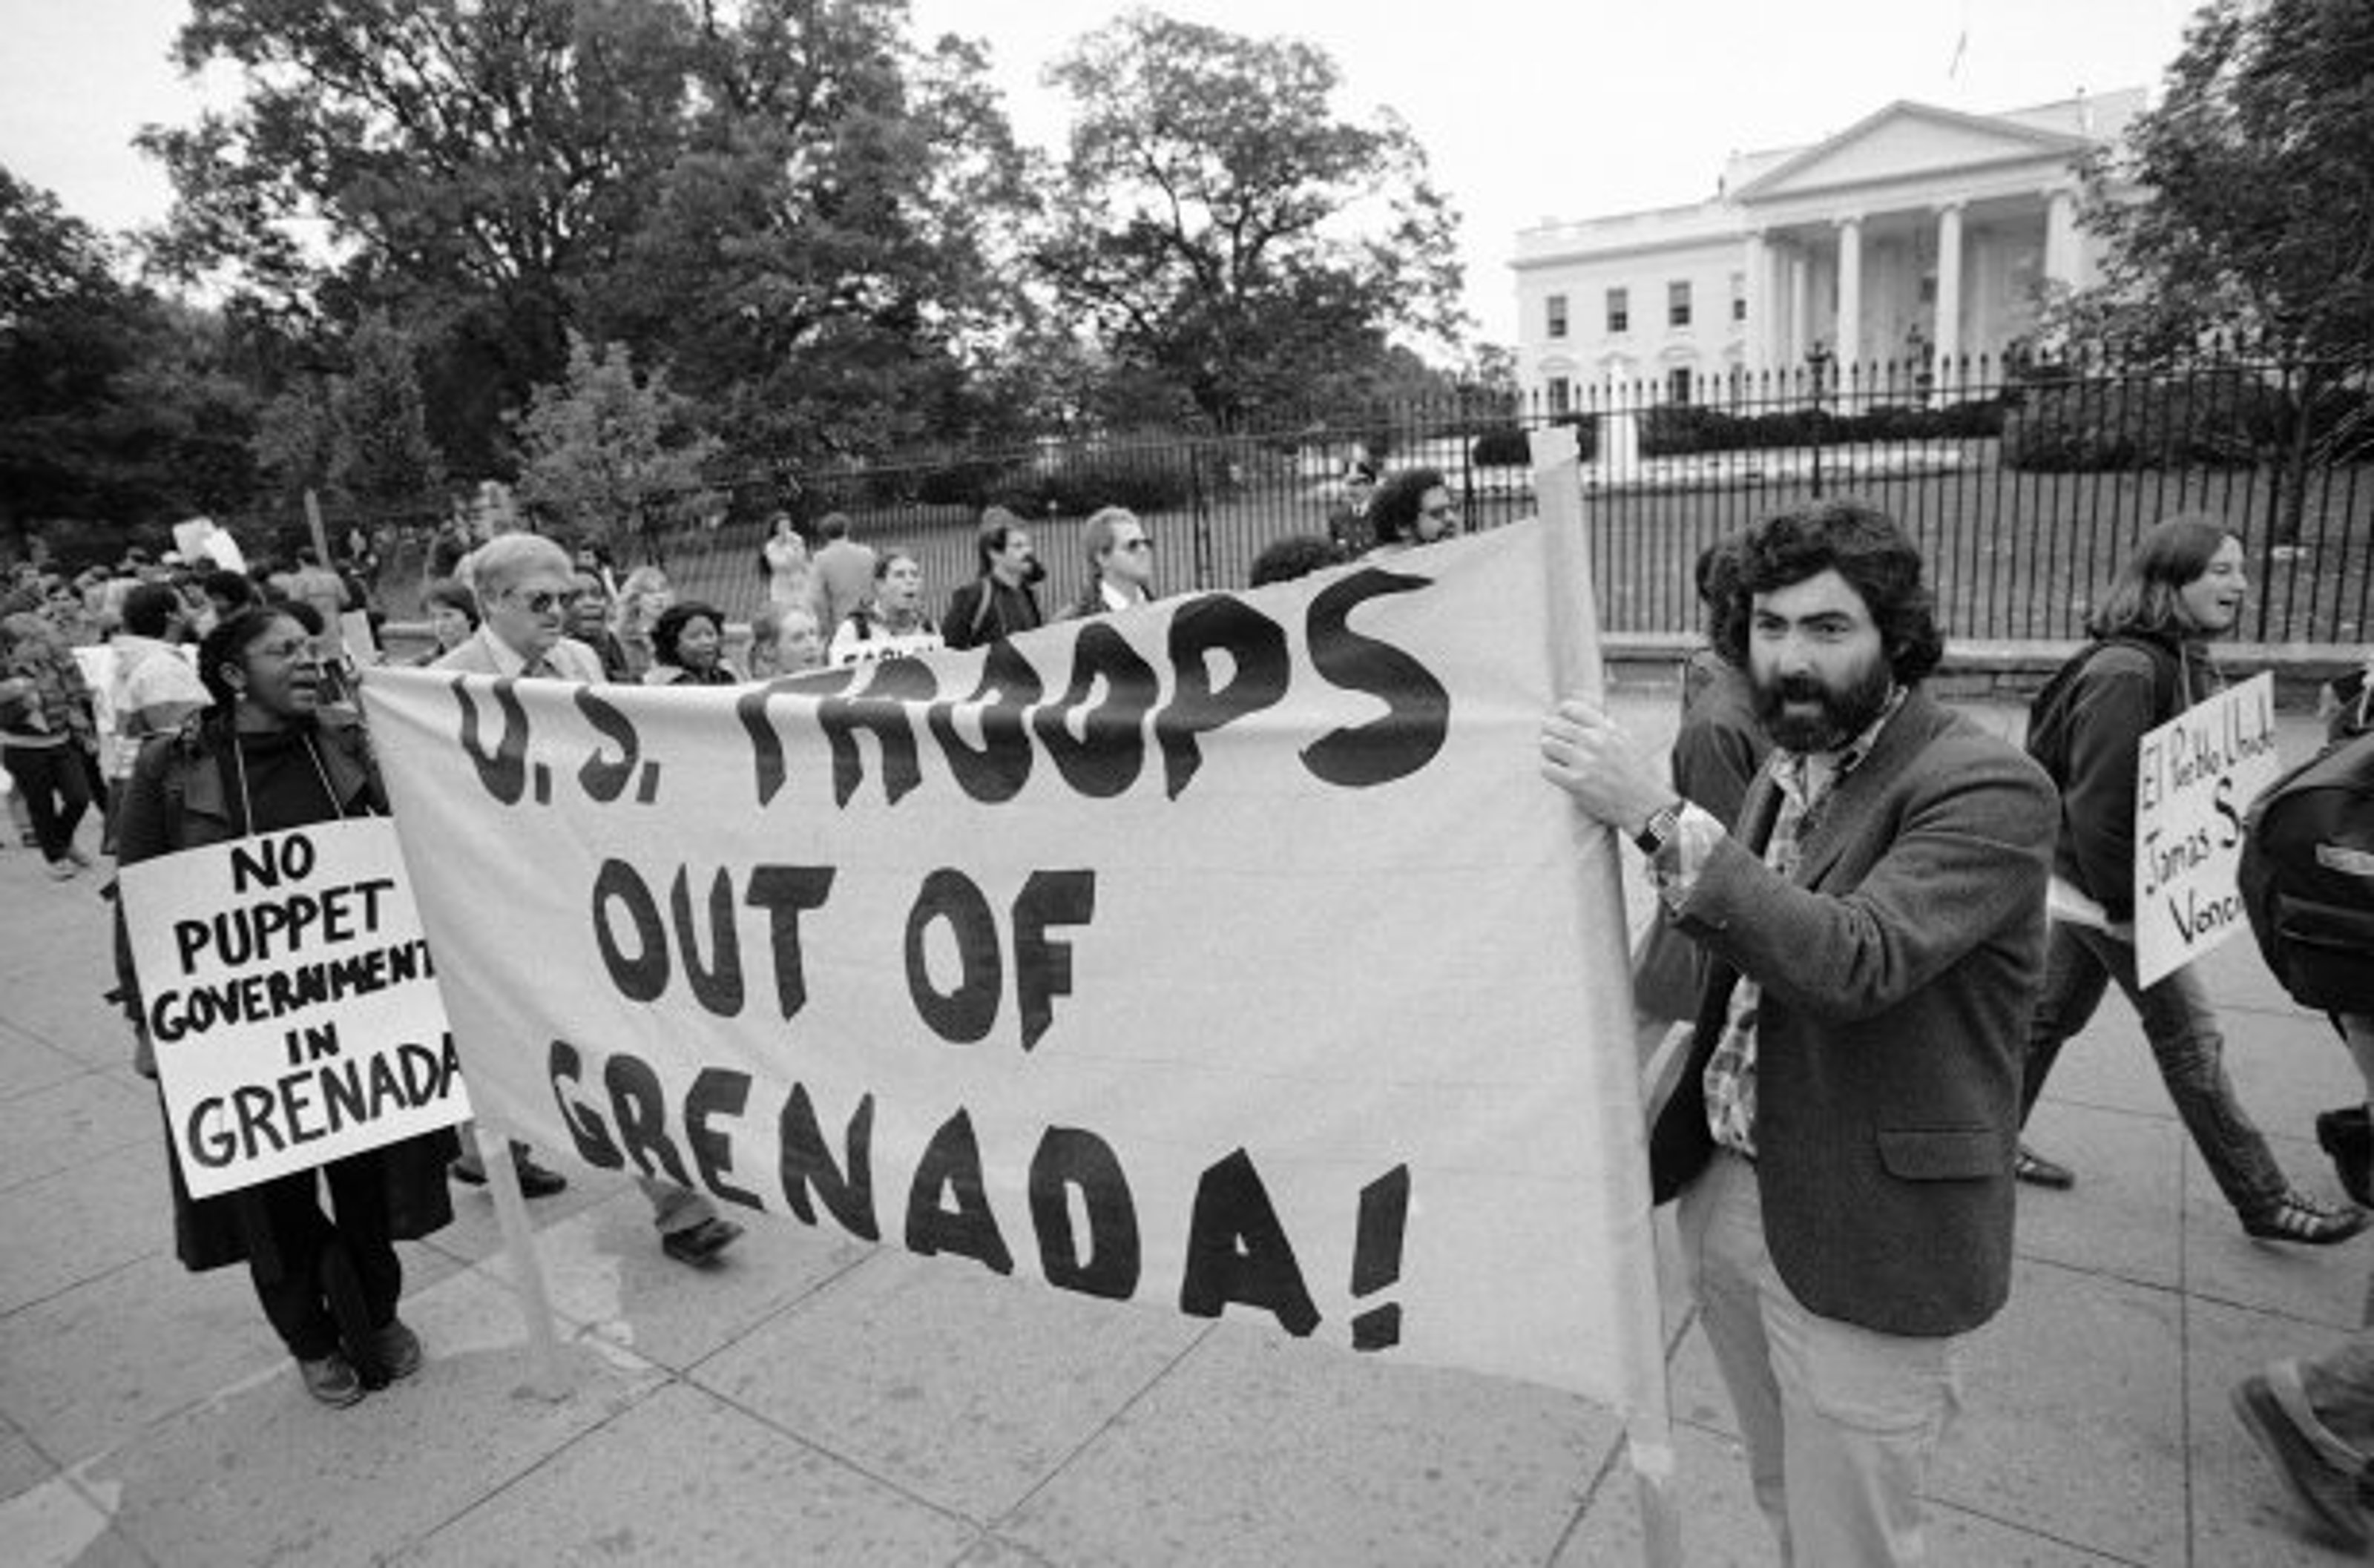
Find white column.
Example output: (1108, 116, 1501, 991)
(1742, 231, 1771, 379)
(2043, 186, 2080, 293)
(1933, 201, 1964, 391)
(1835, 214, 1864, 373)
(1788, 246, 1812, 366)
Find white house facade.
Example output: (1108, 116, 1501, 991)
(1510, 91, 2143, 409)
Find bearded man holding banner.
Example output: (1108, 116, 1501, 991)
(1541, 501, 2056, 1567)
(434, 533, 742, 1265)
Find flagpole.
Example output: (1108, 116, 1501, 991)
(1528, 425, 1683, 1568)
(472, 1095, 574, 1400)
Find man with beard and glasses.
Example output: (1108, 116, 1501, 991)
(1539, 501, 2056, 1567)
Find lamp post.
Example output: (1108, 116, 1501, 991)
(1803, 341, 1834, 499)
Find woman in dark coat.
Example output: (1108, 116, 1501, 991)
(113, 606, 458, 1406)
(641, 600, 742, 685)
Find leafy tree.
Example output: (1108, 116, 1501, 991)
(592, 4, 1036, 461)
(1, 168, 260, 561)
(2055, 0, 2374, 537)
(144, 0, 704, 472)
(2064, 0, 2373, 363)
(332, 313, 445, 510)
(1034, 10, 1468, 428)
(511, 335, 720, 561)
(144, 0, 1036, 472)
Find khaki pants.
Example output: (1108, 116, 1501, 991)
(1680, 1150, 1964, 1567)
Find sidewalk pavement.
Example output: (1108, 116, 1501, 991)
(2, 688, 2367, 1567)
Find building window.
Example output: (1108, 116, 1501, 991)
(1667, 366, 1694, 405)
(1730, 273, 1746, 323)
(1668, 280, 1692, 328)
(1546, 294, 1568, 340)
(1548, 376, 1571, 415)
(1606, 287, 1629, 335)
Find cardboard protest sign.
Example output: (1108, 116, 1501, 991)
(2134, 672, 2284, 987)
(117, 818, 471, 1199)
(361, 521, 1660, 1400)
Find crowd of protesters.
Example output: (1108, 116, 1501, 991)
(32, 473, 2374, 1560)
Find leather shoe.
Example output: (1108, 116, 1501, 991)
(2233, 1368, 2372, 1549)
(660, 1216, 743, 1266)
(2014, 1144, 2074, 1190)
(363, 1318, 423, 1382)
(450, 1150, 568, 1199)
(2316, 1107, 2373, 1208)
(297, 1351, 364, 1407)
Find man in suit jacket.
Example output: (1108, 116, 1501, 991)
(433, 533, 743, 1266)
(1542, 501, 2055, 1567)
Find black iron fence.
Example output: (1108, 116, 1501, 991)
(359, 348, 2371, 646)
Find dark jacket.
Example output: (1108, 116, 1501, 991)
(2046, 632, 2210, 921)
(1652, 690, 2056, 1337)
(112, 717, 458, 1272)
(943, 576, 1042, 650)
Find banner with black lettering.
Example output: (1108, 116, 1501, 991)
(2134, 671, 2284, 986)
(361, 520, 1657, 1400)
(117, 818, 470, 1199)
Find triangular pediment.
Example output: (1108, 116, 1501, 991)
(1734, 102, 2093, 202)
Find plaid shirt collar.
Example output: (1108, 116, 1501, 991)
(1764, 684, 1907, 815)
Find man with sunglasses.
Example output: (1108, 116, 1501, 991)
(433, 533, 743, 1265)
(1065, 507, 1156, 619)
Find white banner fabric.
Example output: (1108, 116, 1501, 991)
(117, 817, 471, 1198)
(361, 521, 1656, 1400)
(2134, 672, 2285, 987)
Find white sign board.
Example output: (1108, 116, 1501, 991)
(2134, 672, 2285, 986)
(117, 817, 470, 1197)
(359, 521, 1661, 1402)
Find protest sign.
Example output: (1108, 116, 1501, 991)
(2134, 671, 2285, 987)
(117, 817, 470, 1199)
(361, 520, 1659, 1401)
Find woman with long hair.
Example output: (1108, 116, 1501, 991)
(112, 607, 460, 1404)
(2016, 515, 2362, 1244)
(613, 565, 674, 679)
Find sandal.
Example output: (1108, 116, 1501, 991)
(2243, 1190, 2371, 1247)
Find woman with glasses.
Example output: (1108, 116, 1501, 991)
(112, 606, 458, 1406)
(1363, 468, 1460, 559)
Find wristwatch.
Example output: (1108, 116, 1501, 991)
(1632, 800, 1685, 857)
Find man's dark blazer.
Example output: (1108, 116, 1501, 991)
(1650, 688, 2056, 1339)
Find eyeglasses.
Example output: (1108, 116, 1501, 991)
(510, 588, 573, 615)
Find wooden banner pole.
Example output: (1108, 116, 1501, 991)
(1528, 424, 1684, 1568)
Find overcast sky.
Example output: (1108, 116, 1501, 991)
(7, 0, 2204, 346)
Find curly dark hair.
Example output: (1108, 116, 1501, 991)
(649, 600, 726, 669)
(197, 605, 305, 711)
(1369, 467, 1448, 548)
(1711, 500, 1943, 685)
(1249, 534, 1342, 586)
